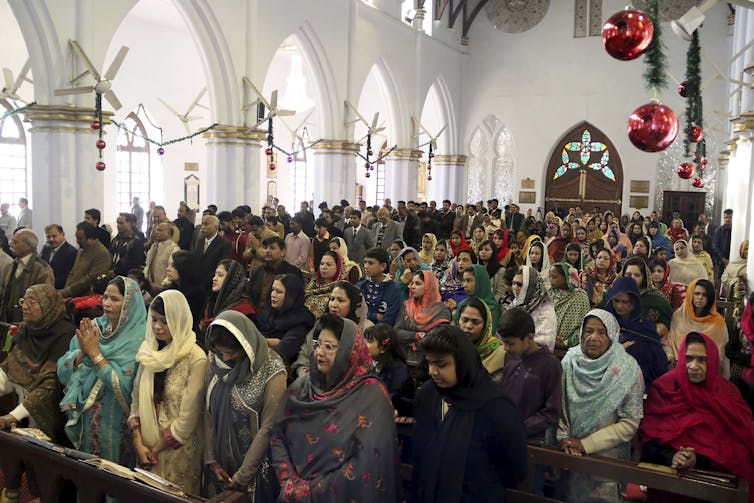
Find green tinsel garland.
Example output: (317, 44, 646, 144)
(643, 0, 668, 92)
(683, 31, 704, 162)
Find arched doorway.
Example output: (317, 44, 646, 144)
(544, 121, 623, 216)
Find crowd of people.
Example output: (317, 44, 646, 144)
(0, 195, 752, 502)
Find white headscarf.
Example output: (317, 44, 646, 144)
(135, 289, 198, 446)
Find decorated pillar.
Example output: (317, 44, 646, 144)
(311, 140, 359, 206)
(429, 155, 467, 203)
(203, 126, 265, 211)
(383, 148, 421, 202)
(728, 117, 754, 266)
(25, 105, 111, 231)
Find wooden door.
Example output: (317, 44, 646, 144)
(545, 122, 623, 216)
(662, 191, 706, 227)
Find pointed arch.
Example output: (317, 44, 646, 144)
(421, 76, 457, 153)
(466, 115, 514, 203)
(544, 121, 624, 215)
(369, 59, 404, 144)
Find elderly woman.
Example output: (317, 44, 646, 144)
(548, 262, 591, 348)
(57, 276, 147, 464)
(511, 266, 557, 351)
(130, 291, 207, 493)
(271, 314, 398, 502)
(203, 310, 287, 499)
(558, 309, 644, 502)
(0, 285, 74, 501)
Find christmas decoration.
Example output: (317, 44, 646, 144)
(601, 8, 654, 61)
(265, 147, 273, 156)
(365, 172, 371, 178)
(287, 156, 293, 163)
(96, 161, 106, 171)
(157, 147, 165, 155)
(690, 125, 704, 142)
(627, 101, 679, 152)
(111, 104, 219, 150)
(676, 161, 694, 179)
(678, 81, 688, 98)
(683, 29, 705, 187)
(90, 120, 101, 130)
(642, 0, 668, 92)
(96, 139, 106, 150)
(691, 177, 704, 188)
(269, 162, 276, 171)
(0, 102, 36, 121)
(427, 175, 432, 181)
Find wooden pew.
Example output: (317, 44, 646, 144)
(0, 430, 246, 503)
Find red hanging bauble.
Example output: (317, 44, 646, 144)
(676, 162, 694, 179)
(364, 162, 370, 169)
(268, 162, 276, 171)
(95, 161, 106, 171)
(691, 177, 705, 188)
(678, 81, 688, 98)
(265, 147, 274, 156)
(365, 172, 371, 178)
(368, 150, 373, 156)
(427, 175, 432, 181)
(700, 157, 708, 166)
(627, 102, 679, 152)
(602, 9, 654, 61)
(90, 120, 101, 130)
(690, 125, 704, 142)
(96, 139, 106, 150)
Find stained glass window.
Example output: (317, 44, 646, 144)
(116, 113, 151, 214)
(554, 129, 614, 181)
(0, 100, 27, 211)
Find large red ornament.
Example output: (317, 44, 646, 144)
(678, 81, 688, 98)
(690, 125, 704, 142)
(676, 162, 694, 179)
(602, 9, 654, 61)
(627, 102, 679, 152)
(691, 177, 705, 188)
(96, 161, 106, 171)
(90, 120, 101, 130)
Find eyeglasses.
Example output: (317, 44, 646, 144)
(512, 281, 524, 288)
(18, 297, 39, 307)
(312, 339, 339, 354)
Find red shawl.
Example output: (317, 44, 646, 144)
(449, 231, 471, 257)
(640, 333, 754, 489)
(406, 270, 450, 329)
(494, 229, 509, 263)
(742, 302, 754, 384)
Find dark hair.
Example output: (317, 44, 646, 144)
(150, 295, 165, 315)
(207, 323, 244, 353)
(108, 276, 126, 296)
(364, 324, 406, 364)
(649, 258, 667, 273)
(365, 247, 390, 266)
(692, 279, 716, 315)
(498, 307, 535, 340)
(128, 268, 151, 292)
(118, 212, 136, 225)
(248, 215, 264, 227)
(217, 211, 232, 223)
(208, 204, 218, 212)
(44, 224, 64, 234)
(315, 217, 329, 228)
(291, 215, 303, 226)
(419, 324, 465, 358)
(330, 281, 363, 323)
(263, 236, 285, 250)
(685, 331, 706, 347)
(313, 312, 345, 341)
(92, 272, 116, 295)
(623, 256, 649, 289)
(76, 221, 98, 240)
(85, 208, 101, 224)
(19, 197, 28, 205)
(724, 209, 733, 216)
(458, 297, 488, 325)
(231, 208, 245, 219)
(265, 215, 279, 225)
(456, 248, 476, 262)
(350, 209, 362, 219)
(435, 239, 448, 250)
(392, 239, 406, 250)
(170, 250, 201, 286)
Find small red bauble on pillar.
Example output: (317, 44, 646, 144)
(96, 161, 106, 171)
(90, 120, 101, 130)
(676, 162, 694, 179)
(627, 102, 679, 152)
(96, 139, 106, 150)
(268, 162, 276, 171)
(690, 125, 704, 142)
(265, 147, 273, 156)
(678, 81, 688, 98)
(691, 177, 705, 188)
(365, 172, 371, 178)
(602, 9, 654, 61)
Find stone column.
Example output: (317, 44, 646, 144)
(383, 148, 421, 202)
(311, 140, 360, 206)
(203, 126, 265, 211)
(429, 155, 467, 203)
(25, 105, 112, 231)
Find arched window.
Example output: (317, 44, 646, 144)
(0, 100, 27, 209)
(116, 113, 151, 214)
(466, 116, 515, 203)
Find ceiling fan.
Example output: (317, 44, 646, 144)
(412, 116, 446, 151)
(241, 77, 295, 131)
(345, 101, 386, 142)
(54, 40, 128, 111)
(1, 60, 31, 103)
(158, 87, 208, 134)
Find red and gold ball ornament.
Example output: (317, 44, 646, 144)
(602, 9, 654, 61)
(690, 125, 704, 142)
(676, 162, 694, 179)
(627, 102, 679, 152)
(90, 120, 101, 130)
(96, 139, 106, 150)
(678, 81, 688, 98)
(691, 177, 704, 188)
(95, 161, 106, 171)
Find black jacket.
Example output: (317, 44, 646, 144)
(191, 235, 232, 292)
(246, 260, 303, 308)
(41, 241, 78, 289)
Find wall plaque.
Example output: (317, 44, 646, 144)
(629, 195, 649, 209)
(519, 191, 536, 204)
(630, 180, 650, 193)
(184, 162, 199, 172)
(521, 178, 535, 189)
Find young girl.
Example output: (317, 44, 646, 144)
(365, 324, 412, 417)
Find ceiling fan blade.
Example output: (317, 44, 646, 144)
(430, 140, 438, 150)
(2, 68, 13, 90)
(243, 77, 271, 109)
(436, 124, 447, 138)
(372, 126, 386, 134)
(277, 116, 296, 134)
(185, 87, 207, 115)
(277, 109, 296, 117)
(70, 40, 101, 81)
(183, 115, 203, 122)
(270, 90, 279, 111)
(253, 116, 269, 129)
(371, 113, 380, 130)
(54, 85, 94, 96)
(158, 97, 182, 117)
(298, 108, 315, 128)
(14, 60, 30, 91)
(104, 89, 122, 110)
(242, 98, 260, 112)
(104, 46, 129, 81)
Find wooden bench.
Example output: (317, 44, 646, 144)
(0, 430, 246, 503)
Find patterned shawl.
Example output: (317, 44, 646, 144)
(512, 265, 549, 313)
(271, 319, 398, 502)
(549, 262, 591, 347)
(419, 233, 437, 266)
(305, 252, 344, 318)
(331, 236, 362, 281)
(208, 260, 248, 318)
(431, 241, 453, 279)
(464, 300, 503, 361)
(454, 264, 501, 335)
(668, 240, 707, 286)
(561, 309, 644, 438)
(14, 284, 71, 363)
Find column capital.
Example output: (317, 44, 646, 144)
(385, 147, 423, 160)
(202, 125, 266, 146)
(310, 140, 361, 154)
(432, 154, 467, 165)
(24, 104, 113, 132)
(731, 112, 754, 133)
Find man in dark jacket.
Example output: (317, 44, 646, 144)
(84, 208, 111, 249)
(110, 213, 145, 276)
(246, 236, 303, 311)
(174, 203, 195, 250)
(41, 224, 78, 289)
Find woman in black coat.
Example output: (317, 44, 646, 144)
(164, 250, 206, 341)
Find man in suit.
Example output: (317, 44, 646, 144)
(174, 203, 195, 250)
(344, 210, 375, 268)
(296, 201, 316, 238)
(16, 197, 32, 230)
(41, 224, 78, 289)
(192, 214, 231, 292)
(0, 229, 54, 323)
(372, 207, 402, 251)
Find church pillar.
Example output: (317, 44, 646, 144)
(429, 155, 467, 203)
(203, 126, 265, 212)
(25, 105, 111, 231)
(728, 118, 753, 271)
(311, 140, 359, 206)
(384, 148, 421, 202)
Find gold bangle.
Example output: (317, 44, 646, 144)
(91, 353, 105, 365)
